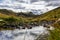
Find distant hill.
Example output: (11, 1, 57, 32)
(0, 7, 60, 29)
(36, 7, 60, 21)
(0, 7, 60, 21)
(36, 7, 60, 40)
(0, 9, 38, 17)
(0, 9, 15, 15)
(36, 7, 60, 28)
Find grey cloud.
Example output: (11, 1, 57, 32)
(30, 0, 60, 2)
(0, 4, 25, 9)
(31, 0, 60, 6)
(0, 0, 59, 14)
(46, 1, 60, 6)
(14, 0, 31, 4)
(40, 0, 60, 2)
(31, 0, 39, 3)
(15, 0, 39, 3)
(30, 0, 60, 6)
(14, 0, 27, 3)
(46, 3, 60, 6)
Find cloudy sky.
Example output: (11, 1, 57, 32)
(0, 0, 60, 14)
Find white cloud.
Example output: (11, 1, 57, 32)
(32, 1, 46, 5)
(0, 0, 59, 14)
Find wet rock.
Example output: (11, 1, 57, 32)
(28, 27, 32, 29)
(22, 27, 25, 29)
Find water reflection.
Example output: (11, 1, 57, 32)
(0, 26, 49, 40)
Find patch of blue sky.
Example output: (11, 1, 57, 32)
(0, 0, 3, 3)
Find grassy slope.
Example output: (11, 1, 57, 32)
(35, 7, 60, 40)
(0, 7, 60, 24)
(37, 7, 60, 21)
(38, 7, 60, 40)
(47, 21, 60, 40)
(0, 9, 39, 25)
(38, 7, 60, 27)
(0, 7, 60, 25)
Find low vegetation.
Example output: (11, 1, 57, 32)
(47, 20, 60, 40)
(35, 7, 60, 40)
(0, 7, 60, 29)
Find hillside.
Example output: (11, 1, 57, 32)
(0, 9, 40, 30)
(36, 7, 60, 40)
(33, 7, 60, 24)
(0, 9, 38, 17)
(0, 7, 60, 22)
(0, 7, 60, 30)
(37, 7, 60, 20)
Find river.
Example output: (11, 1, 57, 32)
(0, 26, 53, 40)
